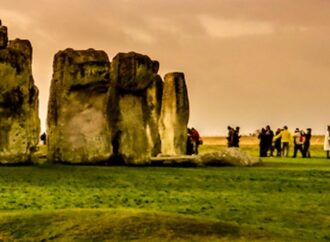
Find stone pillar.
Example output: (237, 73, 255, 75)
(146, 74, 163, 156)
(0, 39, 40, 164)
(107, 52, 162, 164)
(159, 72, 189, 156)
(0, 21, 8, 49)
(47, 49, 112, 164)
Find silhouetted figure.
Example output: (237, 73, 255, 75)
(258, 128, 267, 157)
(186, 128, 194, 155)
(274, 128, 282, 157)
(265, 125, 274, 156)
(40, 132, 47, 145)
(232, 126, 241, 148)
(303, 128, 312, 158)
(227, 126, 234, 147)
(324, 126, 330, 159)
(293, 128, 304, 158)
(190, 127, 201, 155)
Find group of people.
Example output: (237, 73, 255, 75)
(258, 126, 312, 158)
(187, 127, 202, 155)
(226, 126, 241, 148)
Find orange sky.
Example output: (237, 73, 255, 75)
(1, 0, 330, 135)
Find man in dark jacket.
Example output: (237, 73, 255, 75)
(303, 128, 312, 158)
(265, 125, 274, 156)
(274, 128, 282, 157)
(258, 128, 267, 157)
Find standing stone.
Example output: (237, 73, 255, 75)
(0, 21, 8, 49)
(0, 39, 40, 164)
(159, 72, 189, 156)
(146, 75, 163, 156)
(107, 52, 162, 164)
(47, 49, 111, 163)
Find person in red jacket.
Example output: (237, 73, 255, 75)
(190, 127, 202, 155)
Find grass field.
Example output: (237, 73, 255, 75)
(0, 139, 329, 241)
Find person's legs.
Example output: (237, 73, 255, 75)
(303, 144, 307, 158)
(276, 144, 281, 156)
(195, 142, 199, 155)
(298, 145, 304, 157)
(305, 143, 311, 158)
(270, 145, 274, 157)
(327, 151, 330, 159)
(293, 145, 298, 158)
(283, 143, 289, 157)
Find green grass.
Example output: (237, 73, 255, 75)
(0, 144, 329, 241)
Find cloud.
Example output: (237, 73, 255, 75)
(199, 15, 275, 38)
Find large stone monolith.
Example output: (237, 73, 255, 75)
(159, 72, 189, 156)
(107, 52, 163, 164)
(0, 21, 8, 49)
(47, 49, 112, 163)
(0, 36, 40, 164)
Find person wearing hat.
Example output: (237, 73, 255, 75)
(324, 126, 330, 159)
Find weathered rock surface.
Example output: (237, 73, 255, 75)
(196, 149, 260, 166)
(146, 75, 163, 156)
(0, 37, 40, 164)
(159, 72, 189, 156)
(47, 49, 111, 163)
(107, 52, 163, 164)
(0, 21, 8, 49)
(150, 149, 260, 167)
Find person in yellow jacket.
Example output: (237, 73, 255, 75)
(273, 126, 293, 157)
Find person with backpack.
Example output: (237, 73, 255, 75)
(293, 128, 304, 158)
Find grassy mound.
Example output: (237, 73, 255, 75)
(0, 209, 273, 241)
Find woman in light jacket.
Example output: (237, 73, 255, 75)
(324, 125, 330, 159)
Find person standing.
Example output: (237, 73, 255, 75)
(227, 126, 234, 147)
(324, 126, 330, 159)
(303, 128, 312, 158)
(293, 128, 304, 158)
(274, 128, 282, 157)
(186, 128, 194, 155)
(232, 126, 241, 148)
(258, 128, 267, 157)
(274, 126, 292, 157)
(265, 125, 274, 156)
(190, 127, 201, 155)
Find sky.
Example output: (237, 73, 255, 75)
(1, 0, 330, 135)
